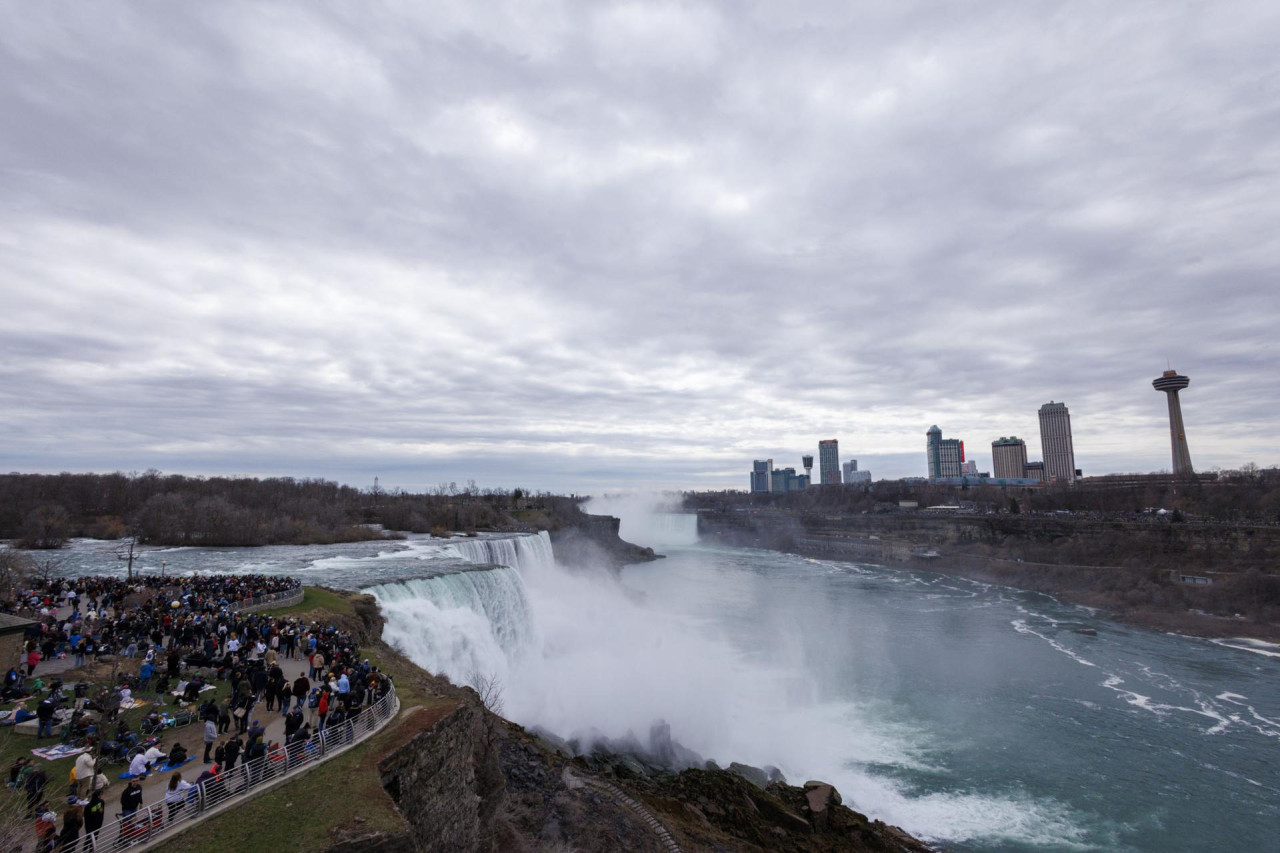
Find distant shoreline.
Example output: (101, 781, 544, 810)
(694, 508, 1280, 644)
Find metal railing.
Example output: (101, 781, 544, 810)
(233, 584, 305, 613)
(82, 680, 399, 851)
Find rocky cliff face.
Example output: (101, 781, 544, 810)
(376, 700, 506, 853)
(548, 511, 661, 572)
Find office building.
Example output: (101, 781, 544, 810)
(1152, 369, 1194, 476)
(960, 460, 981, 477)
(992, 437, 1029, 480)
(750, 459, 772, 493)
(926, 425, 965, 480)
(843, 459, 871, 484)
(818, 440, 841, 485)
(770, 467, 809, 493)
(1038, 402, 1077, 484)
(1023, 461, 1045, 482)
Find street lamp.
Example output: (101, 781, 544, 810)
(161, 560, 167, 579)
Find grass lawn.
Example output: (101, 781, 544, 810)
(148, 716, 411, 853)
(0, 664, 234, 814)
(257, 587, 355, 619)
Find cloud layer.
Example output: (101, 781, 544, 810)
(2, 1, 1278, 491)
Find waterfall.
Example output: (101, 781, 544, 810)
(367, 532, 553, 687)
(640, 512, 698, 548)
(369, 566, 536, 684)
(444, 531, 557, 574)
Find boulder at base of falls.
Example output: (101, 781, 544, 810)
(802, 780, 841, 831)
(728, 762, 770, 790)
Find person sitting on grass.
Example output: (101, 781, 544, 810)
(167, 742, 189, 767)
(127, 750, 150, 777)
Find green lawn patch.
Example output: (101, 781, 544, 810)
(258, 587, 355, 618)
(148, 727, 409, 853)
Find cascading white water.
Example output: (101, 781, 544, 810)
(370, 566, 536, 684)
(443, 531, 557, 574)
(368, 533, 552, 689)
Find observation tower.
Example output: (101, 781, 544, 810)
(1152, 369, 1193, 476)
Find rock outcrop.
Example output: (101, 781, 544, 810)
(548, 511, 661, 572)
(377, 700, 506, 853)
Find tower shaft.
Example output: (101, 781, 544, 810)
(1165, 389, 1194, 476)
(1152, 370, 1193, 476)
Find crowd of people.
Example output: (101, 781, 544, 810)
(4, 573, 396, 851)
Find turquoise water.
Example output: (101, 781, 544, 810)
(620, 543, 1280, 852)
(47, 532, 1280, 851)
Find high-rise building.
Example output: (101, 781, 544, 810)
(770, 467, 809, 492)
(841, 459, 857, 482)
(926, 426, 965, 479)
(1024, 461, 1045, 482)
(818, 440, 841, 485)
(750, 459, 772, 493)
(1038, 402, 1076, 484)
(992, 437, 1029, 480)
(802, 455, 814, 481)
(1152, 369, 1193, 476)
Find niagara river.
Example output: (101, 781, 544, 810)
(53, 520, 1280, 852)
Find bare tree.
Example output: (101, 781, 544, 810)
(114, 537, 142, 580)
(0, 550, 34, 596)
(0, 774, 33, 853)
(467, 669, 505, 717)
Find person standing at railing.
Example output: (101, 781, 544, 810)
(223, 733, 243, 771)
(84, 788, 105, 850)
(164, 773, 192, 822)
(119, 778, 143, 823)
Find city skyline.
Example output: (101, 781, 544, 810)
(2, 4, 1277, 493)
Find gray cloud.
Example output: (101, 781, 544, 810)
(2, 0, 1278, 492)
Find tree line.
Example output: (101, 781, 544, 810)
(0, 471, 582, 549)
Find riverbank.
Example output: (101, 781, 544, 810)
(694, 508, 1280, 642)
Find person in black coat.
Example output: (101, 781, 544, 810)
(120, 778, 143, 818)
(84, 788, 106, 838)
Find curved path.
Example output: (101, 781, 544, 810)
(563, 767, 684, 852)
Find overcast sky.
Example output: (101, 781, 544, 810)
(2, 2, 1278, 494)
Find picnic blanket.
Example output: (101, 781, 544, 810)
(119, 700, 150, 711)
(31, 744, 89, 761)
(118, 755, 197, 779)
(170, 684, 216, 697)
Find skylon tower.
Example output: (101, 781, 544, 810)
(1152, 369, 1193, 476)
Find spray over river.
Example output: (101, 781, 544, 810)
(54, 513, 1280, 851)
